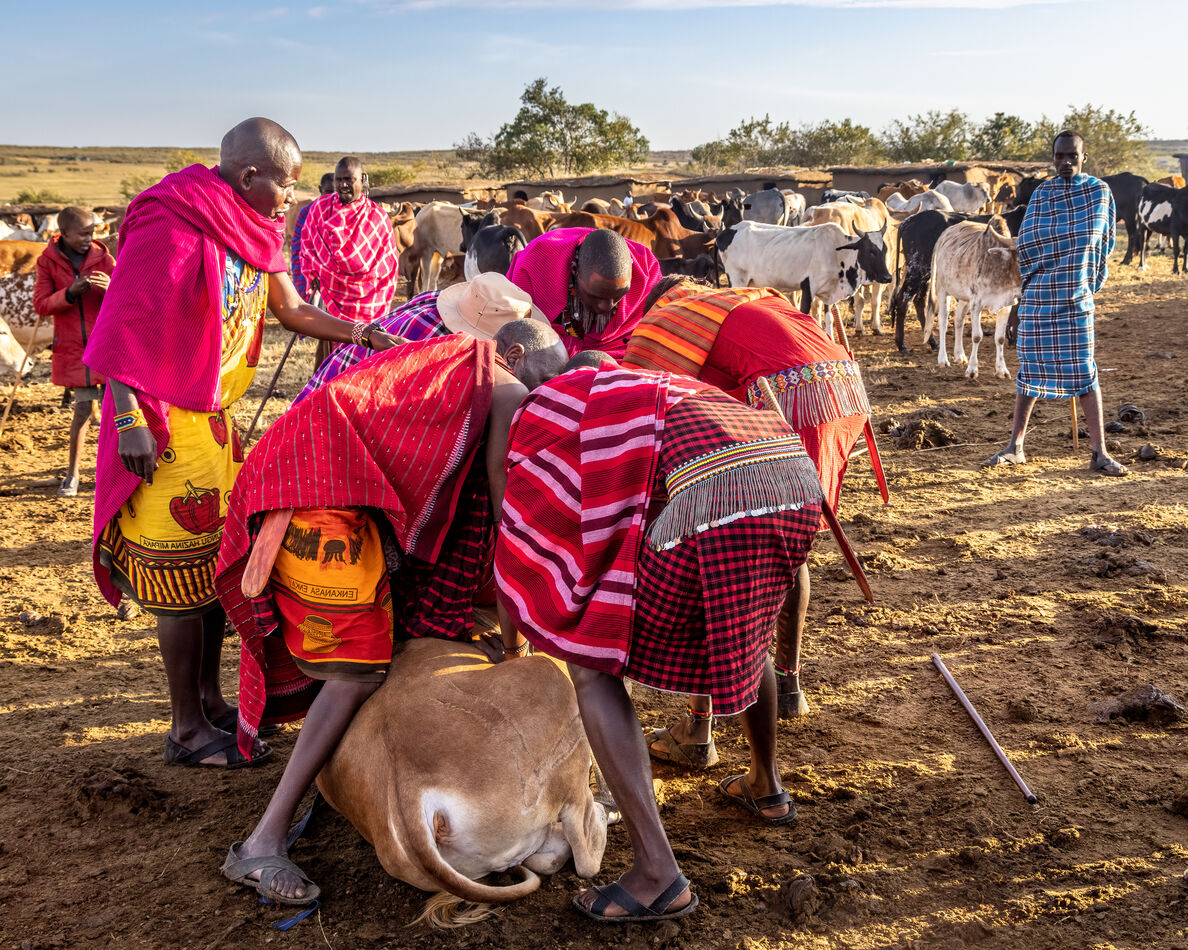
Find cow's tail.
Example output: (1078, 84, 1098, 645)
(411, 892, 501, 929)
(400, 794, 543, 907)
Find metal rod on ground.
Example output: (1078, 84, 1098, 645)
(0, 311, 46, 438)
(1070, 398, 1079, 450)
(245, 329, 299, 446)
(931, 652, 1037, 805)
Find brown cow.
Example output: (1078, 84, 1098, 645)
(876, 180, 927, 203)
(499, 206, 555, 242)
(317, 637, 609, 927)
(1157, 175, 1187, 189)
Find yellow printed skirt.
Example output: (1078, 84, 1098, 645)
(273, 508, 394, 681)
(98, 406, 244, 617)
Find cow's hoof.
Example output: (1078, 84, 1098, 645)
(897, 346, 911, 355)
(996, 370, 1012, 380)
(872, 327, 885, 336)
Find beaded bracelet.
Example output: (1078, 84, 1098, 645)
(350, 321, 368, 347)
(114, 408, 148, 433)
(505, 640, 531, 657)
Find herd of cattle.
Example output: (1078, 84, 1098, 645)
(1, 168, 1185, 382)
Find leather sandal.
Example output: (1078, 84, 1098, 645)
(717, 774, 797, 826)
(646, 721, 719, 769)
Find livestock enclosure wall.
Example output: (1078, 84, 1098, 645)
(828, 161, 1050, 195)
(367, 183, 503, 205)
(499, 175, 667, 207)
(671, 170, 834, 206)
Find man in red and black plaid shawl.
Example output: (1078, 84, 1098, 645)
(299, 156, 398, 325)
(495, 361, 826, 922)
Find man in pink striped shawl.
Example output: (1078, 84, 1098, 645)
(300, 156, 399, 325)
(84, 118, 403, 770)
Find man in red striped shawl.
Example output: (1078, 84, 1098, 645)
(300, 156, 399, 326)
(495, 361, 826, 922)
(215, 324, 568, 905)
(622, 278, 873, 767)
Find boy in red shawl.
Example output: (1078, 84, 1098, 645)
(33, 206, 115, 497)
(506, 227, 660, 360)
(621, 278, 874, 767)
(84, 118, 403, 769)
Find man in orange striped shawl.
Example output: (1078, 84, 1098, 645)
(622, 278, 872, 767)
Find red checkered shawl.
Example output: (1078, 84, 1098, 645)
(299, 193, 398, 323)
(216, 335, 495, 752)
(495, 366, 706, 675)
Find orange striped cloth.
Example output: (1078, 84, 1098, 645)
(623, 285, 780, 377)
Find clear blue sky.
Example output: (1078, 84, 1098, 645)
(3, 0, 1182, 150)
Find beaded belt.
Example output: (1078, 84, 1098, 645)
(744, 359, 861, 404)
(665, 435, 808, 500)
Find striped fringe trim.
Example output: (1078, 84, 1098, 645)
(745, 361, 871, 430)
(647, 453, 824, 551)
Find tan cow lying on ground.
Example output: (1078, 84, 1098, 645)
(317, 636, 610, 927)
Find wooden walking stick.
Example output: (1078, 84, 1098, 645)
(757, 375, 873, 603)
(831, 304, 889, 505)
(931, 653, 1037, 804)
(244, 329, 299, 446)
(1069, 398, 1079, 450)
(0, 311, 46, 439)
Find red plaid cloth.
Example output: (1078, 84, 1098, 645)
(216, 335, 496, 754)
(625, 391, 821, 715)
(299, 193, 398, 323)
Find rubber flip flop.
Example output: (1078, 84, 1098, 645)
(573, 872, 698, 924)
(221, 841, 321, 906)
(717, 774, 797, 826)
(646, 726, 719, 769)
(163, 733, 271, 769)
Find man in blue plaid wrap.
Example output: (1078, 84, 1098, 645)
(985, 130, 1128, 477)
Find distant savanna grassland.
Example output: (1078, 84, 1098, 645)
(0, 142, 1181, 207)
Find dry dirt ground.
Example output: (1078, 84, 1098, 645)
(1, 246, 1186, 950)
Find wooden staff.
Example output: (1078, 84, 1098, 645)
(931, 653, 1037, 804)
(1069, 398, 1079, 450)
(0, 312, 46, 439)
(830, 304, 889, 505)
(244, 329, 299, 446)
(757, 375, 872, 602)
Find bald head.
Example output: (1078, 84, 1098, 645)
(334, 156, 364, 205)
(495, 320, 568, 390)
(576, 228, 631, 283)
(218, 117, 302, 219)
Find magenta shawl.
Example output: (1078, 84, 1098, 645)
(85, 164, 286, 606)
(505, 227, 661, 360)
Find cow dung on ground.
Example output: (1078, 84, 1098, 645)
(889, 418, 960, 449)
(1091, 684, 1187, 725)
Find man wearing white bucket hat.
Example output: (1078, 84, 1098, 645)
(296, 272, 547, 403)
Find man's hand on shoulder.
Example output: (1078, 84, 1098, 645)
(118, 427, 159, 485)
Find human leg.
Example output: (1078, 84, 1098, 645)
(985, 393, 1037, 466)
(570, 664, 693, 918)
(199, 607, 234, 723)
(231, 678, 378, 901)
(775, 564, 810, 717)
(158, 610, 238, 764)
(1080, 386, 1128, 476)
(647, 696, 718, 768)
(59, 400, 92, 495)
(725, 658, 793, 821)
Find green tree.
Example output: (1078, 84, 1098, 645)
(881, 109, 971, 163)
(1030, 104, 1151, 176)
(119, 174, 159, 201)
(790, 119, 884, 166)
(14, 188, 69, 204)
(164, 148, 205, 173)
(457, 79, 649, 178)
(969, 112, 1035, 161)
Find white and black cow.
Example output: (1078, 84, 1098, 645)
(932, 181, 992, 214)
(717, 220, 891, 318)
(1137, 182, 1188, 273)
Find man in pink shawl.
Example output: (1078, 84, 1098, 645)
(84, 118, 403, 770)
(506, 227, 660, 360)
(299, 156, 399, 325)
